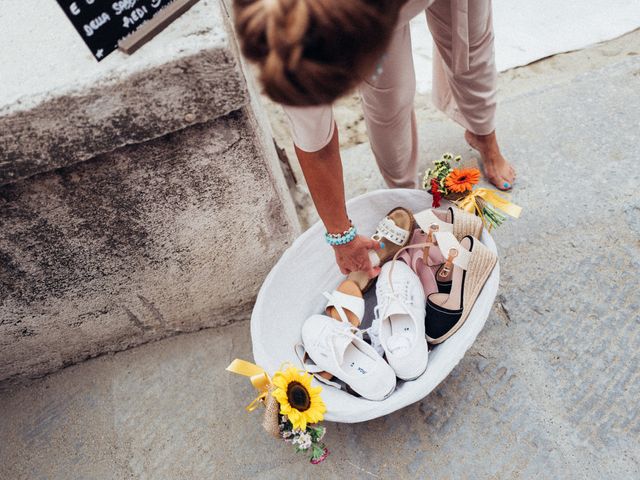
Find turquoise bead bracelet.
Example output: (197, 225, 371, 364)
(325, 224, 357, 246)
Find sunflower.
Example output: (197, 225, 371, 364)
(445, 168, 481, 193)
(272, 366, 326, 431)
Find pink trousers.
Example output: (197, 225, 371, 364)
(283, 0, 497, 189)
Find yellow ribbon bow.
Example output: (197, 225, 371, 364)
(455, 187, 522, 228)
(226, 359, 273, 412)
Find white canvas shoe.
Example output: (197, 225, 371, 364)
(301, 314, 396, 401)
(374, 261, 428, 380)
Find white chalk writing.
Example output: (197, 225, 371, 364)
(122, 6, 148, 29)
(83, 12, 111, 37)
(57, 0, 174, 60)
(112, 0, 138, 15)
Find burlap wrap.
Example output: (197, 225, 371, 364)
(262, 388, 281, 438)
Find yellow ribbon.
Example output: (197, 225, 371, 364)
(455, 188, 522, 226)
(226, 359, 273, 412)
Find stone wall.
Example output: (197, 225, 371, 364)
(0, 0, 300, 382)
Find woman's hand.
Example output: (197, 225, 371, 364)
(293, 124, 381, 279)
(332, 235, 381, 277)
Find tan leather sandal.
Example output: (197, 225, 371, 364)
(348, 207, 415, 292)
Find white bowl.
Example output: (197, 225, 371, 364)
(251, 188, 499, 423)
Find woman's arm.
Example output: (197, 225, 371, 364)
(295, 124, 380, 277)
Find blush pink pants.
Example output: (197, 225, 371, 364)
(283, 0, 497, 189)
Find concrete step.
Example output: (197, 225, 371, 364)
(1, 51, 639, 478)
(0, 0, 245, 185)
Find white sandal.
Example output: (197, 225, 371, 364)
(323, 280, 364, 327)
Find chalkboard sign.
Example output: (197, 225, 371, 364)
(56, 0, 178, 61)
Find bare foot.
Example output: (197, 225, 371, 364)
(465, 130, 516, 191)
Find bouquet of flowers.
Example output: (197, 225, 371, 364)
(227, 360, 329, 464)
(422, 153, 521, 229)
(272, 366, 329, 463)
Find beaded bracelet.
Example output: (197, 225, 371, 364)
(324, 223, 357, 246)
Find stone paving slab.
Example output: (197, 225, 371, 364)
(1, 54, 639, 480)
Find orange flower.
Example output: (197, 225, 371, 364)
(445, 168, 481, 193)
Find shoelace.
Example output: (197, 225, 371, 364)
(385, 241, 437, 294)
(297, 318, 365, 390)
(369, 282, 415, 356)
(309, 319, 361, 351)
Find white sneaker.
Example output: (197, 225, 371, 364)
(374, 261, 428, 380)
(301, 314, 396, 401)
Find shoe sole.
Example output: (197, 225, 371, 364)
(394, 349, 429, 381)
(345, 381, 396, 401)
(382, 382, 396, 400)
(397, 363, 428, 382)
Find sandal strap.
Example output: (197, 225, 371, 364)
(433, 232, 471, 269)
(372, 217, 409, 246)
(323, 290, 364, 325)
(414, 209, 454, 234)
(382, 241, 434, 295)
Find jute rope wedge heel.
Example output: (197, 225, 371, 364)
(425, 233, 497, 345)
(451, 208, 483, 240)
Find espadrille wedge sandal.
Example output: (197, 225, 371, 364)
(413, 206, 483, 293)
(414, 206, 483, 242)
(348, 207, 415, 292)
(425, 232, 497, 344)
